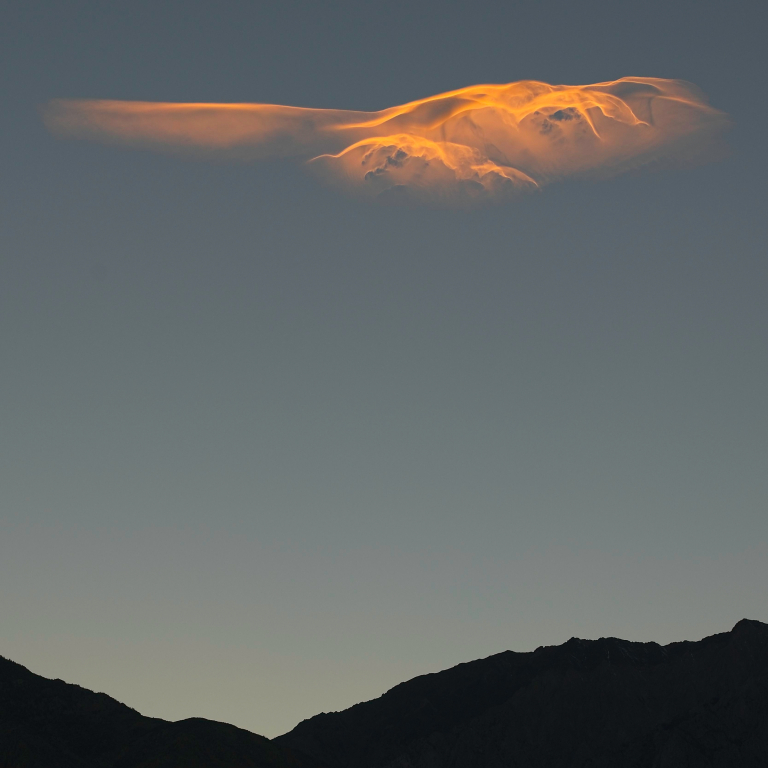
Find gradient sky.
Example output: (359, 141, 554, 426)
(2, 0, 766, 739)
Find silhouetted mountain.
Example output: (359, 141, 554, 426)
(276, 619, 768, 768)
(0, 655, 325, 768)
(3, 621, 767, 767)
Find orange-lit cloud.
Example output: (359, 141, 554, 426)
(43, 78, 729, 203)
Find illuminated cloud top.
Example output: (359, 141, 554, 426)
(44, 78, 729, 203)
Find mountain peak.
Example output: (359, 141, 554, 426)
(732, 617, 768, 633)
(276, 619, 768, 768)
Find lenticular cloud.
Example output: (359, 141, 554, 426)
(43, 78, 729, 204)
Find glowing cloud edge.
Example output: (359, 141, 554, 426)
(43, 77, 730, 203)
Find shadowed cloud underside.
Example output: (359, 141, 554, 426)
(44, 78, 729, 203)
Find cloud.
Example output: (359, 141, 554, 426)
(43, 78, 729, 204)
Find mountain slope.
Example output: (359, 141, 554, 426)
(0, 655, 324, 768)
(276, 619, 768, 768)
(3, 620, 767, 767)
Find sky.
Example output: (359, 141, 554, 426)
(1, 0, 766, 739)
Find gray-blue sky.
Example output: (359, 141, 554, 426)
(1, 0, 766, 737)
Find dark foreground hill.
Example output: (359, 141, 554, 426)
(2, 621, 767, 767)
(276, 619, 768, 768)
(0, 655, 325, 768)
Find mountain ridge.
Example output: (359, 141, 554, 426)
(2, 619, 767, 767)
(276, 618, 768, 767)
(0, 653, 324, 768)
